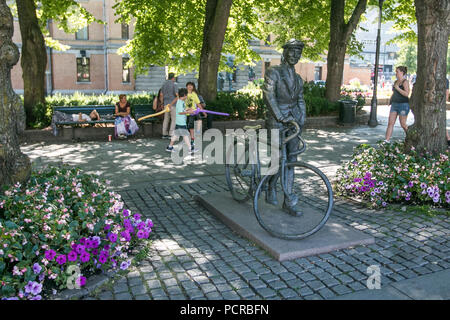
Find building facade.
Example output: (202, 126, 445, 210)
(11, 1, 394, 95)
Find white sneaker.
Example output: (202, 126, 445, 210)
(383, 140, 390, 143)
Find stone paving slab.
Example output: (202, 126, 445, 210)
(195, 192, 374, 261)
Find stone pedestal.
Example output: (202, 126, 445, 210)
(195, 192, 375, 261)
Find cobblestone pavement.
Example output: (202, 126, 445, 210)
(20, 107, 450, 300)
(81, 180, 448, 300)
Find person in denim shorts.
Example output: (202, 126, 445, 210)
(385, 66, 410, 143)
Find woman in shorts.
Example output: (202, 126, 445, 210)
(385, 66, 410, 143)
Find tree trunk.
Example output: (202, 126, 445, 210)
(0, 0, 31, 187)
(197, 0, 233, 103)
(325, 0, 367, 102)
(16, 0, 47, 126)
(405, 0, 450, 154)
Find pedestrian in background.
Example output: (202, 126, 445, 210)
(161, 73, 179, 139)
(384, 66, 410, 143)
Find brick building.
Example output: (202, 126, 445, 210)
(11, 0, 374, 96)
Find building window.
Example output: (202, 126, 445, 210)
(76, 57, 90, 82)
(75, 27, 89, 40)
(314, 66, 322, 80)
(122, 58, 130, 83)
(121, 23, 129, 40)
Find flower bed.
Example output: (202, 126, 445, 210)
(335, 142, 450, 209)
(0, 166, 153, 300)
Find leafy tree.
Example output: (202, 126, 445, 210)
(261, 0, 368, 102)
(13, 0, 100, 126)
(114, 0, 265, 102)
(396, 42, 417, 74)
(404, 0, 449, 154)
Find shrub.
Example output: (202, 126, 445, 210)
(0, 166, 153, 300)
(335, 142, 450, 209)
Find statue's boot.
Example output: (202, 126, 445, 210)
(282, 193, 302, 217)
(282, 202, 303, 217)
(265, 189, 278, 205)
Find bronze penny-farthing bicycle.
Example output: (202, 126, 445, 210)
(225, 121, 333, 240)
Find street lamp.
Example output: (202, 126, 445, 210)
(368, 0, 384, 127)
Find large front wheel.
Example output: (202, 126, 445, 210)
(253, 161, 333, 240)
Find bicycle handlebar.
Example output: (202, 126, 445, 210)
(282, 120, 306, 156)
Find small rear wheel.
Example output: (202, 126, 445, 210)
(225, 139, 255, 202)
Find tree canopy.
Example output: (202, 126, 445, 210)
(113, 0, 266, 75)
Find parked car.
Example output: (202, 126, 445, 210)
(313, 80, 326, 87)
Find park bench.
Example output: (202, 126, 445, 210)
(132, 104, 157, 123)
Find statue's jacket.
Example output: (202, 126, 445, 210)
(262, 64, 306, 128)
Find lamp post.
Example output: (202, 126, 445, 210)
(368, 0, 384, 127)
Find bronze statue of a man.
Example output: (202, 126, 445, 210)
(262, 39, 306, 217)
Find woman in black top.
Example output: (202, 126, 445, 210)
(114, 94, 138, 138)
(385, 66, 410, 143)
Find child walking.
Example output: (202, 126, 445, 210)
(166, 88, 198, 153)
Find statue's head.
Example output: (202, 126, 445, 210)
(281, 39, 304, 66)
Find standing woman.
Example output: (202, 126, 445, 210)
(114, 94, 139, 139)
(385, 66, 410, 143)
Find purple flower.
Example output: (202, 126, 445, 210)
(123, 219, 132, 228)
(45, 249, 56, 261)
(133, 213, 141, 221)
(24, 281, 34, 294)
(68, 251, 77, 262)
(136, 229, 145, 239)
(108, 233, 118, 243)
(377, 181, 384, 186)
(79, 237, 87, 245)
(30, 295, 42, 300)
(120, 261, 130, 270)
(39, 273, 45, 282)
(32, 263, 42, 275)
(420, 182, 427, 189)
(137, 222, 145, 230)
(408, 181, 414, 188)
(104, 224, 111, 231)
(146, 219, 154, 228)
(382, 202, 387, 207)
(56, 254, 66, 265)
(122, 209, 130, 217)
(75, 245, 86, 254)
(76, 276, 87, 287)
(98, 255, 108, 264)
(92, 249, 99, 256)
(80, 251, 90, 263)
(31, 282, 42, 295)
(120, 230, 131, 242)
(370, 191, 376, 197)
(91, 240, 99, 249)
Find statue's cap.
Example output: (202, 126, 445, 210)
(282, 39, 304, 50)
